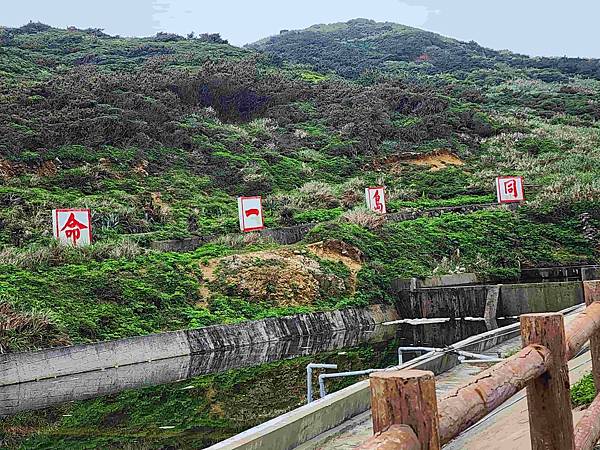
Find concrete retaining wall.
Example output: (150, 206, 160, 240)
(392, 265, 600, 293)
(151, 223, 318, 252)
(498, 282, 583, 317)
(0, 305, 399, 387)
(395, 281, 584, 319)
(0, 325, 400, 417)
(397, 285, 489, 318)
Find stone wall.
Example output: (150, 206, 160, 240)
(0, 305, 399, 387)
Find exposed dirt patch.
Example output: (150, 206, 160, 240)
(198, 244, 356, 307)
(0, 159, 19, 179)
(36, 160, 57, 177)
(407, 149, 464, 171)
(374, 149, 464, 173)
(307, 240, 363, 294)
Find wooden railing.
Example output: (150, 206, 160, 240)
(359, 280, 600, 450)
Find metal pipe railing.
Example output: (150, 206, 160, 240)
(306, 363, 337, 404)
(318, 369, 387, 398)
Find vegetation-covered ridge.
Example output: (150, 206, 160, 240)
(250, 18, 600, 80)
(0, 22, 598, 352)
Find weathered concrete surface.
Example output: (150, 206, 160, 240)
(497, 281, 583, 317)
(0, 305, 399, 387)
(395, 282, 583, 319)
(0, 330, 191, 387)
(391, 265, 600, 295)
(0, 326, 399, 417)
(391, 273, 480, 292)
(0, 355, 191, 417)
(484, 285, 500, 329)
(396, 285, 489, 318)
(520, 265, 600, 283)
(186, 305, 398, 354)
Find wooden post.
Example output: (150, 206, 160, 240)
(369, 369, 440, 450)
(521, 313, 574, 450)
(584, 280, 600, 390)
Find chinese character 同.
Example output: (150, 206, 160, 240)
(503, 179, 518, 198)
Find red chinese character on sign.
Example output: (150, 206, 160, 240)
(502, 179, 518, 198)
(60, 212, 89, 245)
(373, 190, 384, 213)
(496, 176, 524, 204)
(365, 187, 387, 214)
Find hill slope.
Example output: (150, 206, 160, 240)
(249, 18, 600, 80)
(0, 22, 598, 353)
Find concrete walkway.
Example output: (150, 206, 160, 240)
(305, 330, 518, 450)
(445, 351, 591, 449)
(309, 336, 592, 450)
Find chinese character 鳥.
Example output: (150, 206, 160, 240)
(365, 187, 387, 214)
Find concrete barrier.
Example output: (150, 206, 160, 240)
(497, 281, 583, 317)
(395, 281, 585, 319)
(396, 285, 489, 318)
(0, 305, 399, 387)
(208, 304, 583, 450)
(391, 265, 600, 294)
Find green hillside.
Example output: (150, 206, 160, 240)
(249, 18, 600, 81)
(0, 22, 598, 352)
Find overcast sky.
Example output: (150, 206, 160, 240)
(2, 0, 598, 58)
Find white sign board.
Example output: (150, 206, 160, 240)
(496, 176, 525, 204)
(365, 187, 386, 214)
(52, 209, 92, 246)
(238, 197, 264, 232)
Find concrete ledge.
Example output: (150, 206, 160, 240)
(0, 330, 191, 387)
(498, 281, 583, 316)
(392, 273, 480, 292)
(0, 305, 399, 387)
(395, 281, 584, 319)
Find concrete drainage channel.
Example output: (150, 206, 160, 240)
(0, 304, 399, 387)
(209, 303, 584, 450)
(1, 266, 596, 387)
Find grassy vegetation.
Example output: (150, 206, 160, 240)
(0, 21, 598, 352)
(571, 373, 596, 407)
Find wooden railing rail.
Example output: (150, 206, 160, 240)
(359, 280, 600, 450)
(437, 344, 550, 445)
